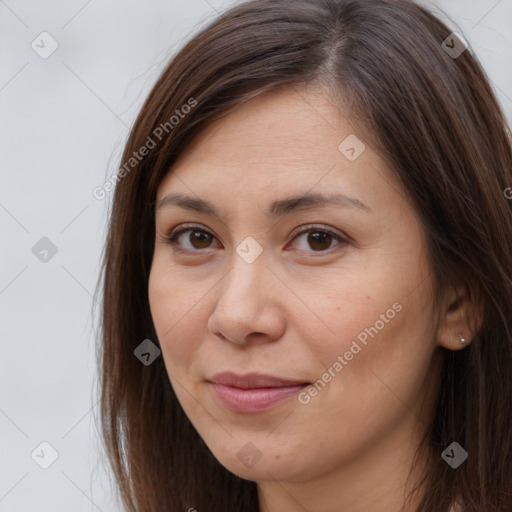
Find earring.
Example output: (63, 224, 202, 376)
(458, 334, 466, 345)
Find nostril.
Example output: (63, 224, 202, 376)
(215, 331, 239, 343)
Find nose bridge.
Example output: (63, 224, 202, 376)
(219, 251, 268, 314)
(208, 248, 285, 343)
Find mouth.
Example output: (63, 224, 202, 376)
(209, 371, 310, 388)
(207, 372, 311, 413)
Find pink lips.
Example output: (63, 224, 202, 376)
(209, 372, 309, 413)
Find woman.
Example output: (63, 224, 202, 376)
(96, 0, 512, 510)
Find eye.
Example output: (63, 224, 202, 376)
(163, 223, 348, 254)
(164, 223, 220, 251)
(288, 224, 347, 253)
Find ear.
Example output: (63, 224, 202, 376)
(436, 284, 484, 351)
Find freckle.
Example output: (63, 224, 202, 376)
(275, 455, 280, 460)
(366, 296, 371, 299)
(336, 306, 341, 310)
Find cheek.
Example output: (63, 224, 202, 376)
(300, 299, 406, 392)
(286, 266, 402, 365)
(148, 262, 206, 368)
(323, 288, 436, 429)
(297, 257, 435, 401)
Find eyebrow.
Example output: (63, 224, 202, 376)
(155, 191, 371, 217)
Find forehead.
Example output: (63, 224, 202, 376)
(164, 87, 358, 179)
(155, 85, 408, 224)
(173, 86, 349, 172)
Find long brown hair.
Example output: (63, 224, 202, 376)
(95, 0, 512, 510)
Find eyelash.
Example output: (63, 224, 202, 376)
(163, 223, 348, 255)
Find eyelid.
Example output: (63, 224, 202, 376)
(290, 223, 347, 242)
(164, 222, 349, 253)
(164, 222, 221, 251)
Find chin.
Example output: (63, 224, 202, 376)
(210, 445, 310, 483)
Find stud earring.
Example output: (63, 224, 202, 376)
(458, 334, 466, 345)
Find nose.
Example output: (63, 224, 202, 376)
(207, 254, 287, 346)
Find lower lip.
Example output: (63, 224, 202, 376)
(210, 382, 308, 413)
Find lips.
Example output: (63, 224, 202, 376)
(209, 371, 310, 389)
(208, 372, 311, 413)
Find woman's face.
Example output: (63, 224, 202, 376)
(148, 85, 441, 488)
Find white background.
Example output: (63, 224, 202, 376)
(1, 1, 511, 510)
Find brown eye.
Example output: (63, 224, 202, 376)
(165, 226, 219, 251)
(307, 231, 334, 251)
(290, 226, 346, 253)
(189, 230, 213, 249)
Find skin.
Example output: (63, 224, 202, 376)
(148, 84, 474, 512)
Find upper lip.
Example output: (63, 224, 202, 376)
(209, 372, 310, 389)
